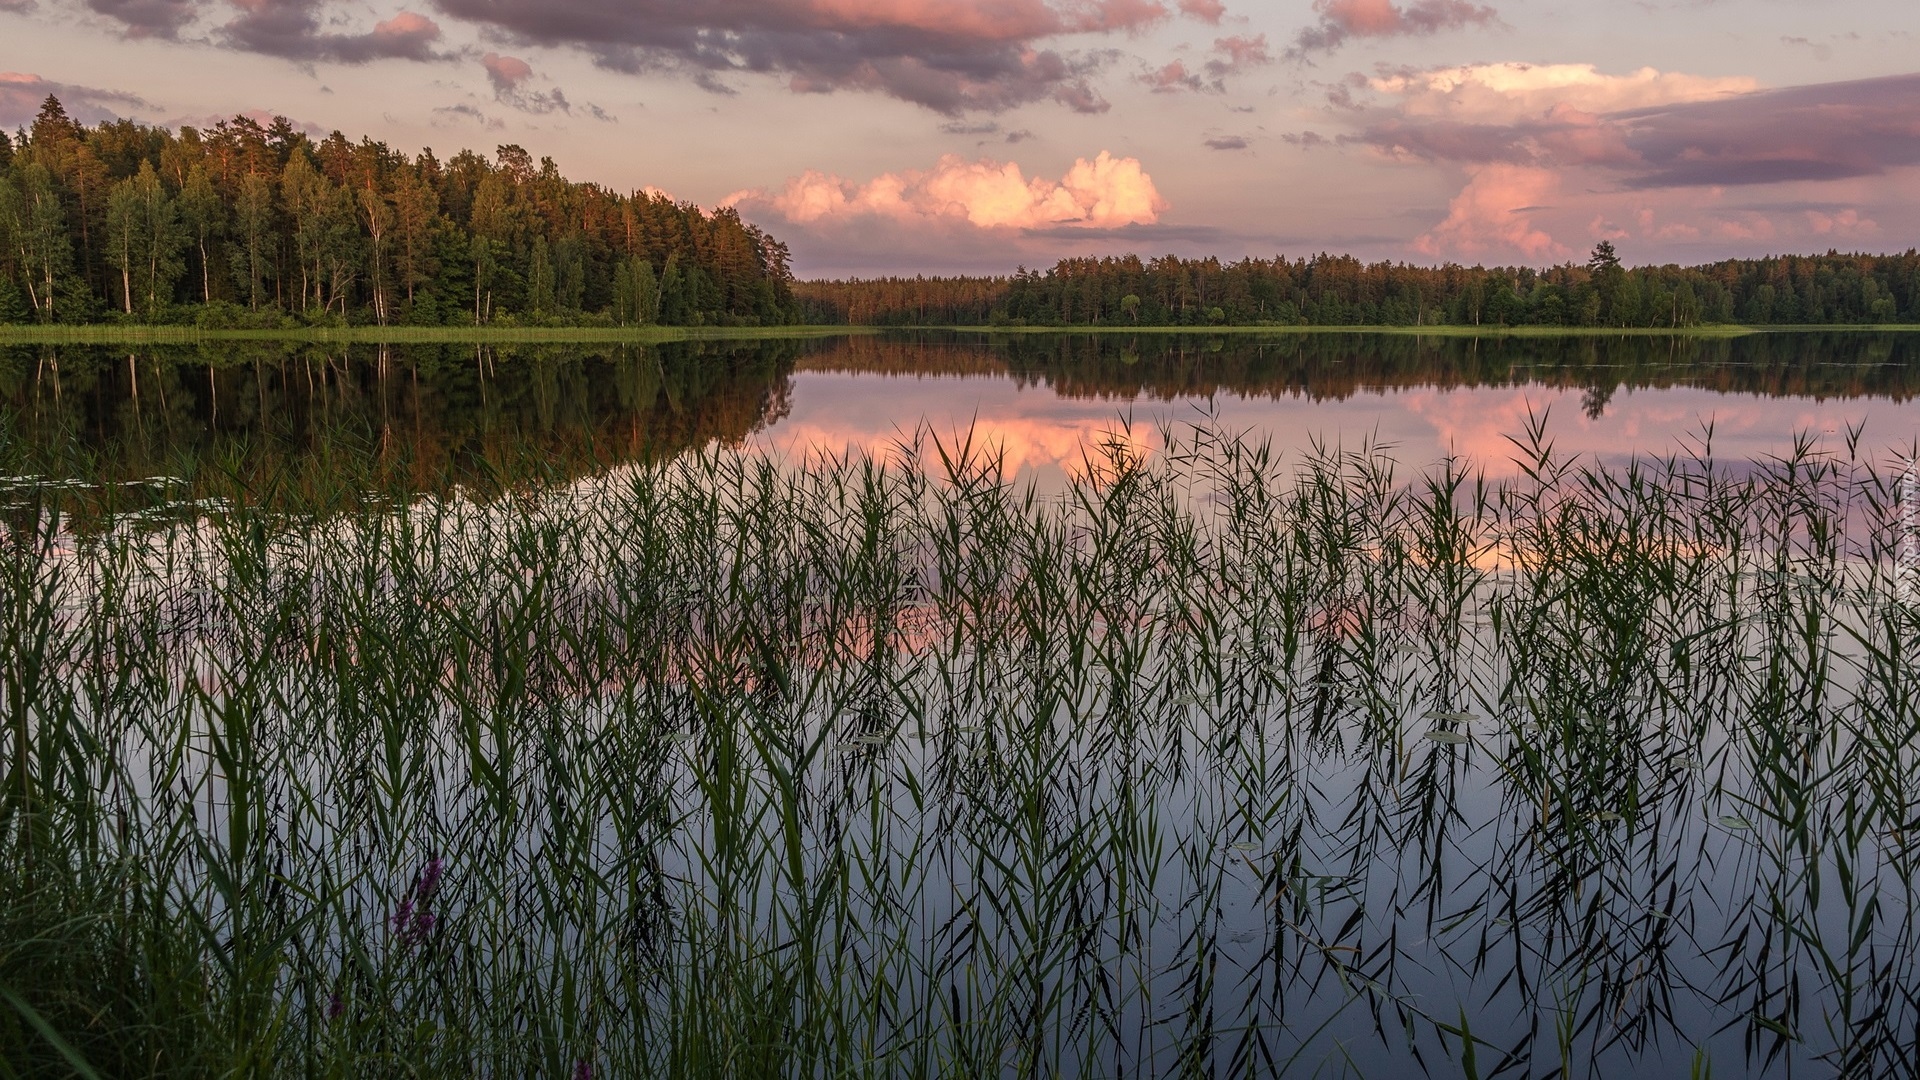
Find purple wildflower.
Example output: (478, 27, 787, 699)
(573, 1059, 593, 1080)
(419, 857, 444, 902)
(327, 992, 345, 1021)
(392, 856, 448, 948)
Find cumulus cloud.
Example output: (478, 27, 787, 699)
(735, 151, 1168, 232)
(1335, 63, 1751, 171)
(1289, 0, 1499, 58)
(429, 0, 1168, 114)
(1366, 63, 1756, 123)
(0, 71, 151, 126)
(1178, 0, 1225, 21)
(222, 2, 448, 64)
(1413, 163, 1566, 260)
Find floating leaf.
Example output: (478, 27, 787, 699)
(1593, 812, 1623, 823)
(1424, 710, 1477, 723)
(1719, 815, 1753, 830)
(1425, 731, 1471, 745)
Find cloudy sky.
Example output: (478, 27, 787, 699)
(2, 0, 1915, 276)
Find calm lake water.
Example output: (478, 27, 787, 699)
(6, 331, 1919, 1077)
(4, 331, 1918, 491)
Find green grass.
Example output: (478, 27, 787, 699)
(1, 414, 1917, 1076)
(939, 322, 1920, 337)
(5, 322, 1917, 346)
(0, 324, 878, 346)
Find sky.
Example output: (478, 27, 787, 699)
(1, 0, 1916, 277)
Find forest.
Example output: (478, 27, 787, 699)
(0, 96, 798, 328)
(796, 246, 1920, 328)
(4, 93, 1919, 332)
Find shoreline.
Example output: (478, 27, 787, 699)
(1, 322, 1917, 346)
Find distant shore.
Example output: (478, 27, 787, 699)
(1, 323, 1916, 346)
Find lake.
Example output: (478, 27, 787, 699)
(6, 331, 1919, 492)
(3, 331, 1917, 1078)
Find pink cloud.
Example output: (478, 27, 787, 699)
(1144, 32, 1269, 93)
(482, 52, 535, 91)
(1179, 0, 1226, 22)
(1414, 164, 1567, 261)
(1142, 60, 1202, 93)
(0, 70, 150, 126)
(1805, 208, 1879, 238)
(1290, 0, 1498, 56)
(1368, 63, 1757, 121)
(372, 11, 439, 46)
(736, 151, 1168, 231)
(1206, 34, 1270, 79)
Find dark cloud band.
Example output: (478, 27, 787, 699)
(428, 0, 1159, 113)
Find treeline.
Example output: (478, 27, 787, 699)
(797, 332, 1920, 408)
(795, 246, 1920, 328)
(0, 96, 798, 328)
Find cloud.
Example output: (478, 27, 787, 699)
(1290, 0, 1499, 58)
(432, 102, 504, 129)
(1337, 65, 1920, 194)
(1143, 34, 1268, 94)
(1205, 135, 1248, 150)
(1615, 72, 1920, 188)
(428, 0, 1169, 114)
(1142, 60, 1203, 93)
(86, 0, 198, 38)
(1413, 163, 1566, 260)
(1206, 34, 1270, 78)
(1364, 62, 1756, 123)
(1178, 0, 1225, 22)
(1803, 208, 1878, 239)
(477, 51, 609, 117)
(221, 2, 448, 64)
(0, 71, 152, 126)
(735, 150, 1168, 231)
(482, 52, 535, 91)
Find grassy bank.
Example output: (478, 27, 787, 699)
(4, 323, 1918, 347)
(937, 322, 1920, 337)
(1, 419, 1917, 1076)
(0, 324, 878, 346)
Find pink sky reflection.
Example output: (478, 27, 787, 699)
(753, 370, 1920, 484)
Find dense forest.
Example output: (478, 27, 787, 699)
(0, 96, 798, 328)
(796, 246, 1920, 328)
(4, 92, 1918, 333)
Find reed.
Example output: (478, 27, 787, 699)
(0, 414, 1914, 1077)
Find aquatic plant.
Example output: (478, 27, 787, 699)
(0, 413, 1915, 1077)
